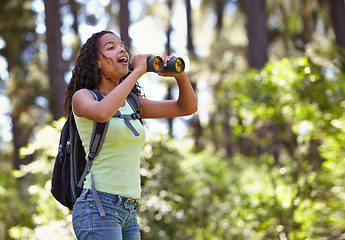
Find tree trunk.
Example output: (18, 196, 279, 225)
(11, 115, 31, 169)
(186, 0, 203, 151)
(68, 0, 82, 62)
(68, 0, 80, 39)
(44, 0, 66, 119)
(330, 0, 345, 72)
(298, 0, 315, 51)
(0, 1, 37, 169)
(215, 0, 225, 38)
(186, 0, 195, 56)
(119, 0, 131, 50)
(245, 0, 268, 69)
(166, 0, 174, 137)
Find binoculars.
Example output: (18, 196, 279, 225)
(129, 56, 185, 73)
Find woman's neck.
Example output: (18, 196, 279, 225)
(96, 77, 119, 96)
(96, 88, 108, 96)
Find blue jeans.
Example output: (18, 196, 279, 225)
(72, 189, 140, 240)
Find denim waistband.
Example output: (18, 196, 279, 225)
(81, 189, 139, 209)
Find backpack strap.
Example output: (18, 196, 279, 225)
(127, 92, 142, 122)
(76, 89, 108, 216)
(114, 91, 143, 136)
(76, 89, 142, 216)
(115, 114, 140, 136)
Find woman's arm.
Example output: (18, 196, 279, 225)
(141, 70, 198, 119)
(72, 54, 150, 122)
(73, 55, 197, 121)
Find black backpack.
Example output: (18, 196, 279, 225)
(51, 90, 142, 216)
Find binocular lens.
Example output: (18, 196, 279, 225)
(175, 58, 184, 72)
(147, 56, 164, 72)
(153, 57, 163, 71)
(161, 57, 185, 73)
(129, 56, 185, 73)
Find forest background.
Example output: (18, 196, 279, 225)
(0, 0, 345, 239)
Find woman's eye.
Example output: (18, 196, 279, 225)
(107, 46, 114, 50)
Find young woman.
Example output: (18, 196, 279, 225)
(64, 30, 197, 239)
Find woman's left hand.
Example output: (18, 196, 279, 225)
(156, 55, 184, 77)
(140, 54, 197, 119)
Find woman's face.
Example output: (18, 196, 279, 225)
(97, 33, 129, 81)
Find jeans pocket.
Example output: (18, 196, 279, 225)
(72, 200, 85, 231)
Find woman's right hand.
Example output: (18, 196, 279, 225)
(131, 54, 153, 76)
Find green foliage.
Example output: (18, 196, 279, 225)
(140, 139, 236, 239)
(4, 55, 345, 239)
(216, 57, 345, 239)
(1, 119, 75, 240)
(1, 0, 345, 239)
(0, 168, 33, 240)
(3, 57, 344, 240)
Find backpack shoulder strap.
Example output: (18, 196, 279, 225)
(86, 89, 123, 118)
(79, 90, 108, 159)
(127, 92, 141, 111)
(126, 92, 142, 123)
(111, 92, 143, 137)
(76, 89, 108, 216)
(85, 89, 103, 101)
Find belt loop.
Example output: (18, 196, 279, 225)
(82, 189, 89, 200)
(123, 198, 130, 209)
(116, 196, 122, 206)
(134, 201, 139, 210)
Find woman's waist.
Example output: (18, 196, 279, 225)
(80, 189, 140, 208)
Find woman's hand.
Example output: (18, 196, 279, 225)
(156, 55, 184, 78)
(140, 54, 197, 119)
(131, 54, 153, 76)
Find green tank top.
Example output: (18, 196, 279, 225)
(73, 97, 146, 199)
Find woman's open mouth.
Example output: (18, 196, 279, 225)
(118, 56, 128, 64)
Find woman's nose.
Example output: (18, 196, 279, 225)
(119, 46, 126, 53)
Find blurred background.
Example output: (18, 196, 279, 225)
(0, 0, 345, 239)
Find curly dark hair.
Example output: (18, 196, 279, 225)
(64, 30, 144, 116)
